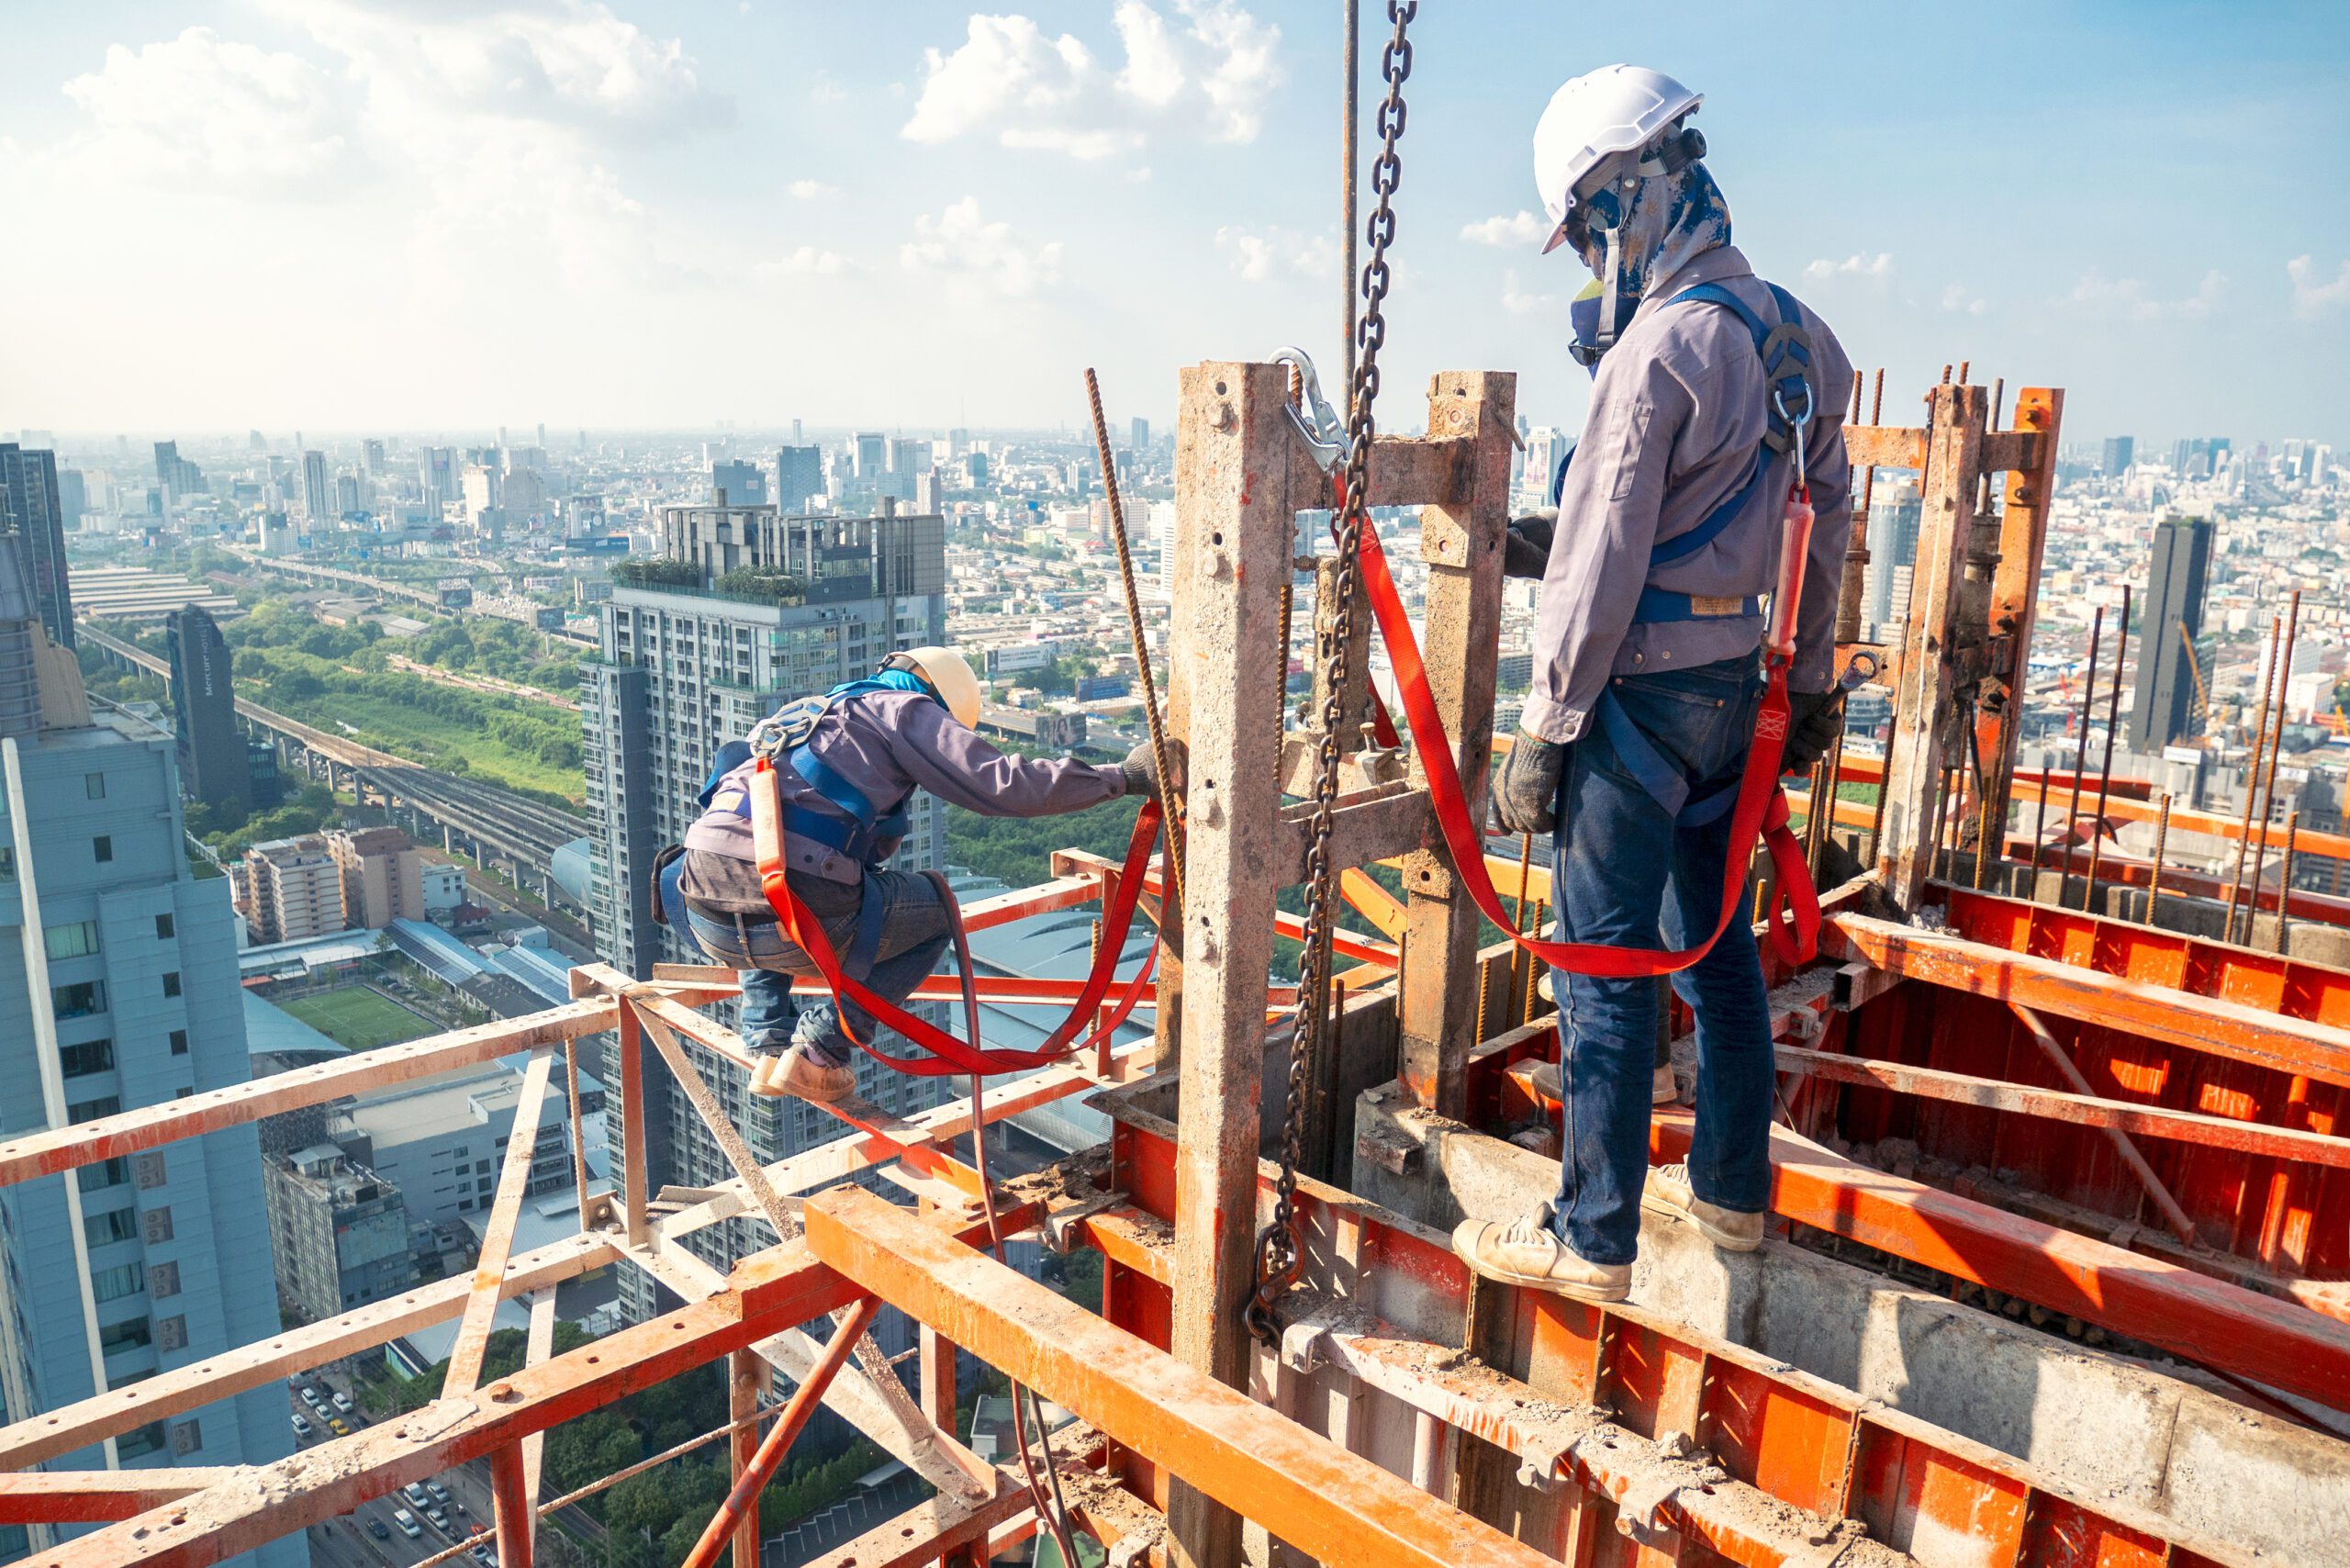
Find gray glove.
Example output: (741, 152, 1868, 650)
(1494, 731, 1567, 835)
(1781, 689, 1845, 775)
(1505, 510, 1556, 579)
(1121, 737, 1186, 802)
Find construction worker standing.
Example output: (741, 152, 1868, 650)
(666, 647, 1180, 1103)
(1453, 67, 1853, 1301)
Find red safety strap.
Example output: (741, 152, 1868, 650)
(1349, 494, 1819, 976)
(753, 766, 1167, 1076)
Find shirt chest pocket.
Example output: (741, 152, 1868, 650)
(1601, 398, 1656, 503)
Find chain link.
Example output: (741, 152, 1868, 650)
(1248, 0, 1416, 1348)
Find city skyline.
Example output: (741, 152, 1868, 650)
(0, 3, 2342, 443)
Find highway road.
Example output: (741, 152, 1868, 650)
(81, 624, 588, 874)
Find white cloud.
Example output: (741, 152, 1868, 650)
(1940, 284, 1988, 317)
(1804, 252, 1894, 283)
(1460, 210, 1550, 247)
(58, 28, 366, 193)
(2288, 255, 2350, 318)
(788, 178, 839, 199)
(1214, 225, 1335, 284)
(260, 0, 733, 140)
(1501, 271, 1556, 317)
(2069, 269, 2225, 321)
(758, 246, 846, 277)
(807, 69, 850, 105)
(901, 197, 1063, 296)
(903, 3, 1282, 160)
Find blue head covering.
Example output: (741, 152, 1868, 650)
(1567, 157, 1732, 366)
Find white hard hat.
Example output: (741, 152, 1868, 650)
(888, 646, 981, 728)
(1532, 65, 1703, 253)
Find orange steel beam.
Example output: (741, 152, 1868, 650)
(1828, 911, 2350, 1089)
(28, 1209, 1029, 1566)
(2009, 838, 2350, 927)
(446, 1050, 556, 1396)
(801, 1185, 1558, 1568)
(1774, 1044, 2350, 1169)
(1645, 1109, 2350, 1409)
(0, 1471, 234, 1523)
(0, 999, 616, 1184)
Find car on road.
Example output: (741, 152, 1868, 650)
(392, 1508, 422, 1540)
(290, 1414, 311, 1439)
(328, 1417, 350, 1437)
(427, 1481, 451, 1505)
(367, 1518, 390, 1541)
(469, 1546, 494, 1565)
(425, 1506, 450, 1532)
(330, 1391, 353, 1414)
(299, 1386, 324, 1410)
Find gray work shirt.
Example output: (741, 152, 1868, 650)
(1521, 244, 1854, 744)
(683, 689, 1128, 893)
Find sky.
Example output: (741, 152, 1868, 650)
(1, 1, 2345, 448)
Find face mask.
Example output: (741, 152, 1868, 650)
(1564, 159, 1733, 364)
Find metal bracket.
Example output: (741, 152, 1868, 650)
(1043, 1189, 1129, 1254)
(1513, 1425, 1578, 1494)
(1271, 346, 1347, 474)
(1277, 1303, 1348, 1375)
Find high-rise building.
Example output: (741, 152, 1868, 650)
(419, 448, 457, 515)
(775, 445, 824, 512)
(888, 438, 931, 501)
(584, 508, 952, 1310)
(163, 608, 252, 813)
(239, 838, 345, 945)
(1131, 417, 1149, 452)
(362, 439, 386, 477)
(2099, 436, 2134, 476)
(0, 539, 296, 1562)
(56, 471, 84, 529)
(323, 826, 424, 930)
(854, 432, 887, 482)
(261, 1145, 416, 1323)
(2130, 516, 2216, 755)
(711, 459, 766, 506)
(151, 441, 202, 505)
(299, 451, 329, 521)
(1862, 485, 1922, 640)
(0, 444, 72, 650)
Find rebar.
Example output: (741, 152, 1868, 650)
(2240, 590, 2302, 943)
(2083, 584, 2132, 910)
(2277, 811, 2301, 954)
(2055, 607, 2104, 912)
(2227, 611, 2286, 943)
(2146, 790, 2173, 918)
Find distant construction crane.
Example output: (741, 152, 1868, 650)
(2177, 618, 2212, 732)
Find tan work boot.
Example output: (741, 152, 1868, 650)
(1529, 1060, 1681, 1107)
(1450, 1204, 1630, 1302)
(751, 1044, 855, 1103)
(1640, 1161, 1763, 1251)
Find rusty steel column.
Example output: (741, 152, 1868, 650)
(1875, 384, 1989, 913)
(1398, 371, 1516, 1117)
(1166, 360, 1297, 1568)
(727, 1350, 766, 1568)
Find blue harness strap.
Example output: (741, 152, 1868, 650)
(1635, 278, 1814, 585)
(1595, 688, 1741, 826)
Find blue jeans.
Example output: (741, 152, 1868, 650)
(684, 868, 953, 1067)
(1548, 656, 1774, 1266)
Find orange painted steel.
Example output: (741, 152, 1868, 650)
(802, 1186, 1559, 1568)
(680, 1296, 881, 1568)
(1092, 1101, 2243, 1567)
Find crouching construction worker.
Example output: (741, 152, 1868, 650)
(661, 647, 1180, 1103)
(1453, 65, 1853, 1301)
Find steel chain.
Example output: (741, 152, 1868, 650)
(1248, 0, 1416, 1347)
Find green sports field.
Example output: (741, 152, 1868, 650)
(277, 986, 438, 1051)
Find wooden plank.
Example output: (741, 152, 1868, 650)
(444, 1050, 556, 1397)
(1165, 358, 1296, 1568)
(1400, 370, 1516, 1116)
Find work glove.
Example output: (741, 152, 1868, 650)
(1121, 737, 1187, 803)
(1493, 730, 1567, 836)
(1780, 689, 1845, 776)
(1505, 510, 1557, 579)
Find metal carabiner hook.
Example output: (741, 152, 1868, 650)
(1271, 345, 1347, 473)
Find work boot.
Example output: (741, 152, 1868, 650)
(1640, 1162, 1764, 1251)
(752, 1043, 855, 1103)
(1529, 1060, 1680, 1107)
(1450, 1204, 1630, 1302)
